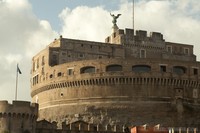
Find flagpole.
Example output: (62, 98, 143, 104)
(133, 0, 134, 31)
(132, 0, 135, 45)
(15, 64, 19, 101)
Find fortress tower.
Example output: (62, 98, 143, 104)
(31, 28, 200, 128)
(0, 101, 38, 133)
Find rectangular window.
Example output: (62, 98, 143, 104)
(167, 46, 172, 53)
(67, 68, 74, 76)
(193, 68, 198, 75)
(193, 89, 198, 98)
(42, 56, 45, 66)
(42, 67, 44, 75)
(140, 49, 146, 58)
(57, 72, 62, 77)
(114, 32, 116, 38)
(37, 58, 39, 69)
(32, 77, 35, 86)
(79, 53, 84, 58)
(184, 48, 189, 55)
(33, 75, 39, 85)
(160, 65, 167, 72)
(36, 75, 38, 84)
(33, 62, 35, 71)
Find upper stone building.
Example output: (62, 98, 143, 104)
(31, 27, 200, 128)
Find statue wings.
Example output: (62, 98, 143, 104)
(116, 14, 121, 18)
(110, 13, 121, 18)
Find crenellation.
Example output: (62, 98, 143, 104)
(150, 32, 163, 40)
(13, 100, 31, 107)
(136, 30, 147, 38)
(0, 101, 38, 133)
(125, 28, 134, 36)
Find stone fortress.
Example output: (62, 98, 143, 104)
(31, 14, 200, 130)
(0, 13, 200, 133)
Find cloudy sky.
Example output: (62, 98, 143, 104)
(0, 0, 200, 102)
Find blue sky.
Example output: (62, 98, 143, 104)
(29, 0, 124, 31)
(1, 0, 200, 102)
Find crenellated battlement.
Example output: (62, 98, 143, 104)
(0, 100, 38, 121)
(0, 100, 38, 133)
(135, 30, 163, 40)
(105, 28, 164, 44)
(0, 100, 38, 113)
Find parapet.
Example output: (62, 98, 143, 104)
(150, 32, 164, 41)
(13, 100, 31, 106)
(0, 100, 38, 116)
(136, 30, 147, 38)
(125, 28, 134, 36)
(136, 30, 164, 41)
(105, 28, 164, 44)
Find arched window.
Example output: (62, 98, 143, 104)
(173, 66, 186, 75)
(49, 74, 53, 78)
(106, 65, 122, 72)
(80, 66, 95, 74)
(132, 65, 151, 73)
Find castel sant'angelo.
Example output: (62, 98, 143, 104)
(0, 9, 200, 133)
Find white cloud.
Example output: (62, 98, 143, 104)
(59, 6, 112, 42)
(0, 0, 58, 102)
(133, 0, 200, 60)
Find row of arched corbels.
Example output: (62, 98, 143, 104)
(31, 75, 200, 97)
(0, 112, 37, 119)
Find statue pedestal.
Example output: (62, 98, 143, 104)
(112, 24, 119, 33)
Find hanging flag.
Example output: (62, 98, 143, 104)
(17, 64, 22, 74)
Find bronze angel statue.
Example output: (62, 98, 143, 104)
(110, 13, 121, 25)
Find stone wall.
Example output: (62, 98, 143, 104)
(31, 58, 200, 128)
(0, 101, 38, 133)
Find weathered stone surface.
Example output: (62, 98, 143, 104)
(31, 28, 200, 129)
